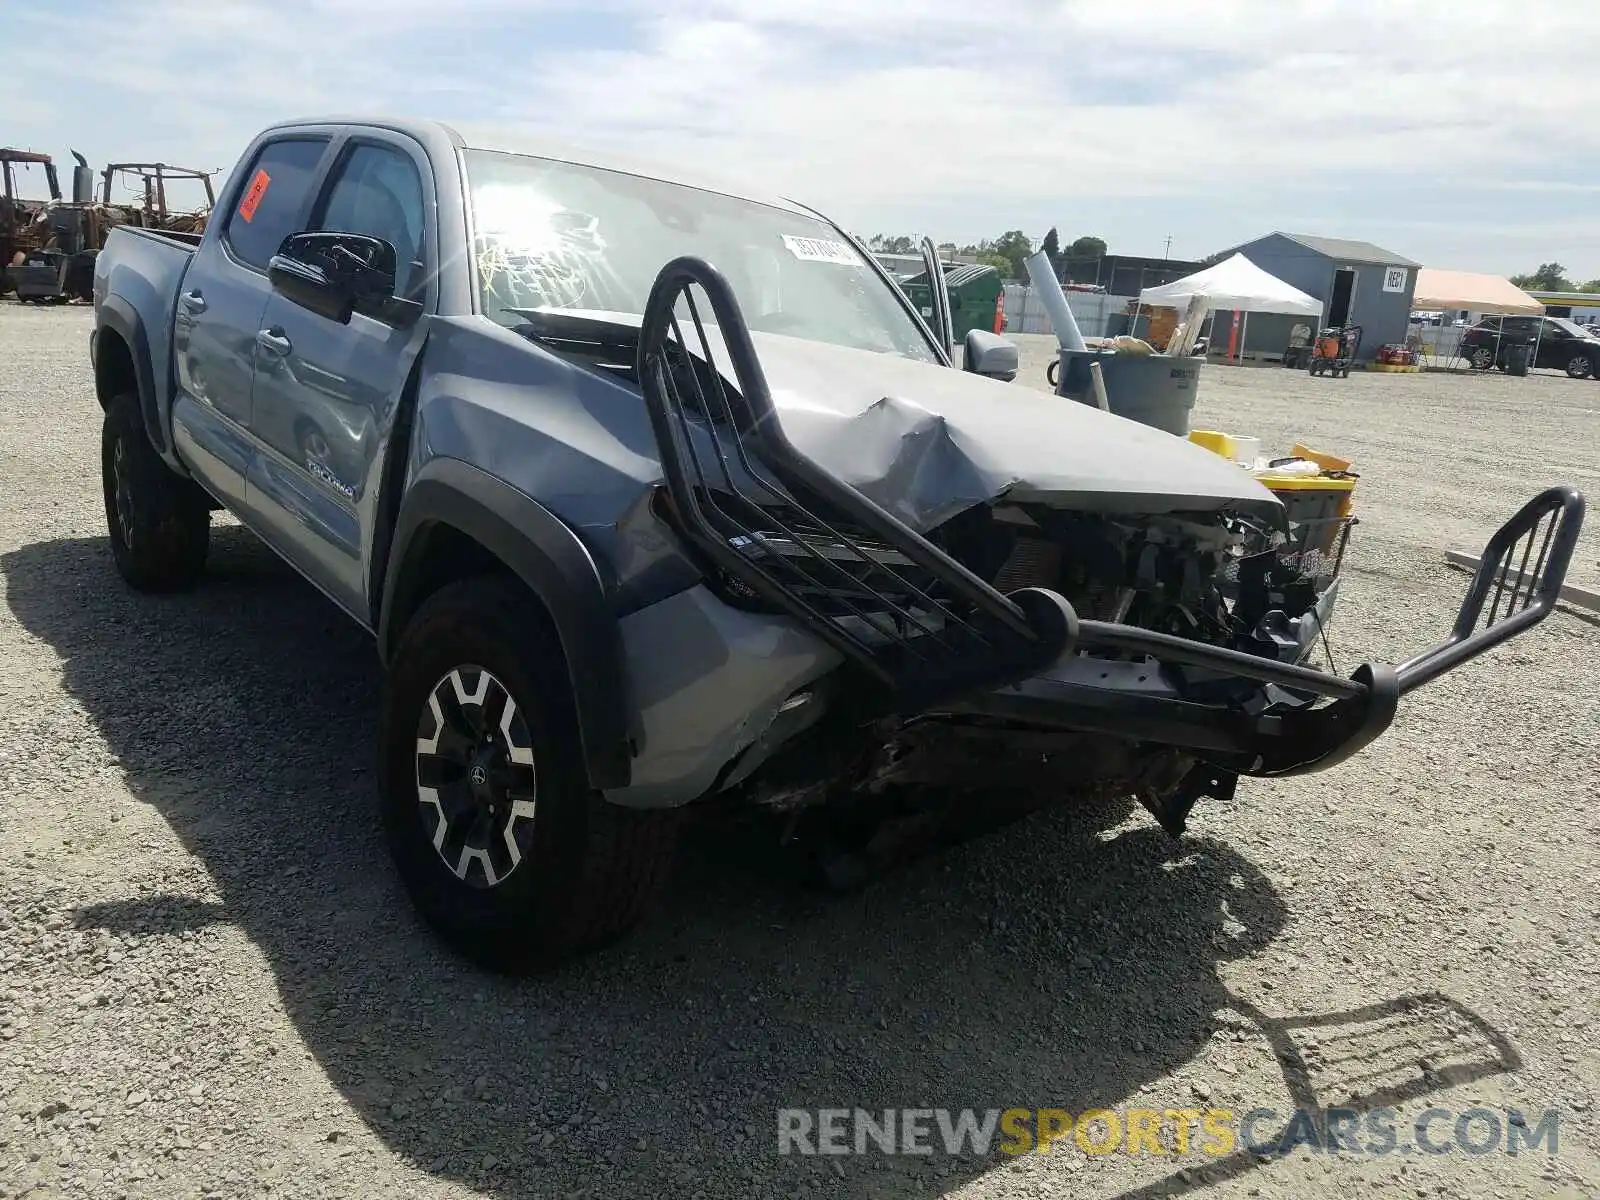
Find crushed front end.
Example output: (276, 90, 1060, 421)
(634, 256, 1587, 832)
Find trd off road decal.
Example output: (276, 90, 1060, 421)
(781, 234, 861, 266)
(237, 169, 271, 223)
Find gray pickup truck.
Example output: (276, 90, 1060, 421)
(90, 116, 1584, 971)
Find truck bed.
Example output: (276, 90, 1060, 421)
(93, 226, 199, 454)
(134, 228, 205, 248)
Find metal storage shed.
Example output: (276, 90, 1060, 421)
(1211, 232, 1421, 363)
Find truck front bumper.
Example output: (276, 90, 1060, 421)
(634, 256, 1587, 803)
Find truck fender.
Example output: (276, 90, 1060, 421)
(376, 457, 633, 791)
(93, 293, 169, 456)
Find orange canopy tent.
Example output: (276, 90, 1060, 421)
(1412, 269, 1544, 315)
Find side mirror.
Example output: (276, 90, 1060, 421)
(267, 231, 419, 326)
(963, 328, 1018, 382)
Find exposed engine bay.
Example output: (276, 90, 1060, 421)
(726, 496, 1342, 830)
(932, 501, 1319, 652)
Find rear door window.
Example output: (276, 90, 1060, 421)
(222, 137, 330, 271)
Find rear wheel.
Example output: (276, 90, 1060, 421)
(379, 578, 678, 973)
(100, 393, 210, 592)
(1468, 346, 1494, 371)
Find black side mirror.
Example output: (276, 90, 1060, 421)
(267, 231, 419, 326)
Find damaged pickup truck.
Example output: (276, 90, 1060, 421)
(90, 118, 1585, 971)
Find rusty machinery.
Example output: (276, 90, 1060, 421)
(1, 148, 61, 295)
(4, 154, 219, 302)
(100, 161, 217, 234)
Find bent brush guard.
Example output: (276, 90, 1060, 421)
(636, 256, 1586, 776)
(636, 255, 1078, 713)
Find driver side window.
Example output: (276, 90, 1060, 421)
(312, 142, 427, 299)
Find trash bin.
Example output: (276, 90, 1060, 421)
(1503, 340, 1531, 377)
(1054, 349, 1203, 437)
(901, 263, 1004, 342)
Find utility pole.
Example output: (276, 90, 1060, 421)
(1163, 235, 1173, 260)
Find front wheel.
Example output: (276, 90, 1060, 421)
(379, 578, 678, 973)
(1566, 353, 1594, 380)
(101, 393, 210, 592)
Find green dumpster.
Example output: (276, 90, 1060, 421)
(901, 263, 1004, 341)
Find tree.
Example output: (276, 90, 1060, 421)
(1052, 235, 1108, 285)
(1067, 235, 1107, 261)
(989, 230, 1033, 279)
(1040, 227, 1061, 270)
(1510, 262, 1573, 292)
(867, 234, 917, 254)
(1580, 279, 1600, 294)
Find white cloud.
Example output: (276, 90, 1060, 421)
(3, 0, 1598, 275)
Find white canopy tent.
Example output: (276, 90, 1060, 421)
(1138, 253, 1322, 360)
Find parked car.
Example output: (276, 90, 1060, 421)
(1461, 315, 1600, 377)
(89, 117, 1585, 971)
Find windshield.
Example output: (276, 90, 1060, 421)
(461, 149, 938, 363)
(1551, 317, 1594, 338)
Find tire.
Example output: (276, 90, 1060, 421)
(1468, 346, 1494, 371)
(101, 393, 210, 592)
(1566, 353, 1594, 380)
(379, 577, 678, 973)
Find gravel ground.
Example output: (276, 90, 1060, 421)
(1, 305, 1598, 1200)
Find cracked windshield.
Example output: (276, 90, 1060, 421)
(463, 149, 939, 363)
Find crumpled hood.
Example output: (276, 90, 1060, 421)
(747, 332, 1285, 532)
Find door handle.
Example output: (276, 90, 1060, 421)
(179, 290, 206, 314)
(255, 328, 292, 356)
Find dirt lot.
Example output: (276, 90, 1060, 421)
(1, 305, 1598, 1200)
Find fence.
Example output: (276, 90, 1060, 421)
(1000, 284, 1136, 339)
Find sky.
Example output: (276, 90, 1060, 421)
(5, 0, 1598, 280)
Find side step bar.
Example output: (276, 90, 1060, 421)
(637, 257, 1585, 774)
(636, 255, 1076, 712)
(1071, 480, 1584, 705)
(955, 490, 1583, 777)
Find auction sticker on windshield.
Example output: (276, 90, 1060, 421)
(782, 235, 862, 267)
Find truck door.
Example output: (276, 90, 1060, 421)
(918, 235, 953, 360)
(171, 135, 330, 509)
(243, 135, 433, 622)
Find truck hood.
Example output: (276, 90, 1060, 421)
(508, 307, 1284, 533)
(746, 332, 1284, 532)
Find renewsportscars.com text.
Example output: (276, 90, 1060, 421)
(777, 1106, 1561, 1159)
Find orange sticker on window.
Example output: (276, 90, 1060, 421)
(237, 168, 271, 223)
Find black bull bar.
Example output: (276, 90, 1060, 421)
(636, 256, 1586, 789)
